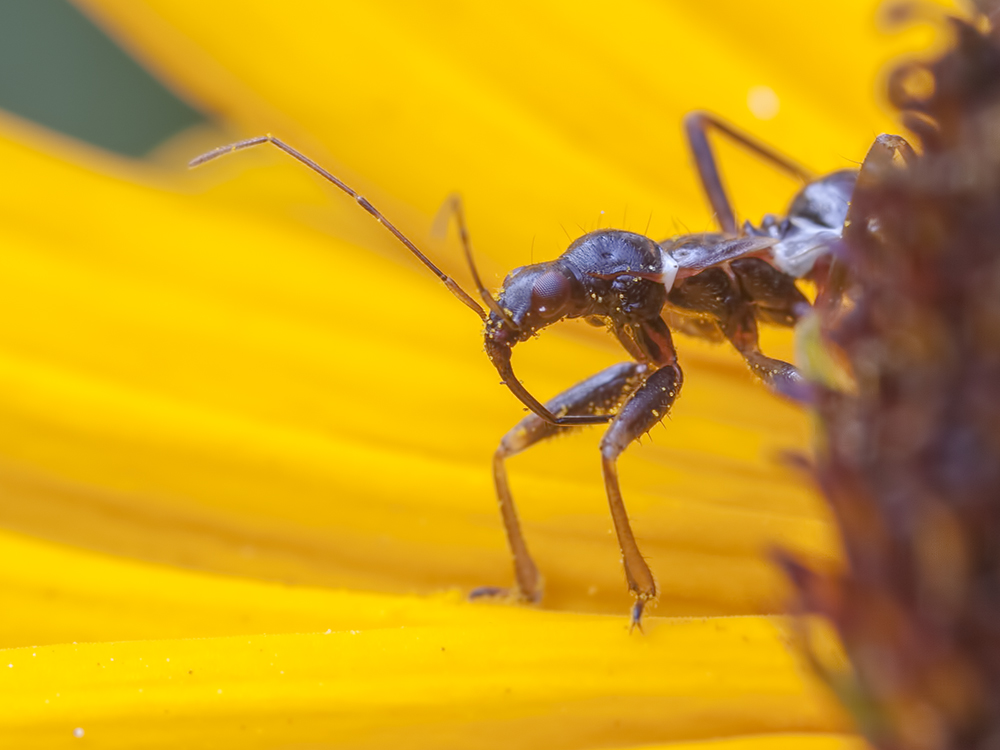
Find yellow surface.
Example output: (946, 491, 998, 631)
(1, 609, 849, 748)
(0, 0, 955, 745)
(608, 737, 867, 750)
(2, 530, 854, 747)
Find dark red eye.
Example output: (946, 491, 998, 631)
(530, 270, 571, 319)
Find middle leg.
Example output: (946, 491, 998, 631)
(599, 361, 684, 629)
(721, 301, 805, 400)
(725, 258, 809, 399)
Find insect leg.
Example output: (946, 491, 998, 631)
(599, 360, 684, 630)
(731, 257, 809, 328)
(666, 265, 803, 396)
(684, 112, 816, 236)
(720, 295, 805, 399)
(470, 361, 648, 604)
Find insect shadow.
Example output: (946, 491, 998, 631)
(190, 114, 913, 630)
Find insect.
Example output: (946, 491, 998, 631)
(190, 116, 913, 630)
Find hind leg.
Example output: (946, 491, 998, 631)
(684, 111, 816, 235)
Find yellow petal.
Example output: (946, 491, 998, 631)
(0, 527, 462, 647)
(607, 737, 865, 750)
(76, 0, 943, 258)
(0, 528, 852, 749)
(0, 614, 849, 748)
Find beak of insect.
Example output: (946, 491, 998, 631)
(484, 327, 514, 368)
(483, 334, 557, 424)
(484, 334, 523, 398)
(485, 331, 537, 400)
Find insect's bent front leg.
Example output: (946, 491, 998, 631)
(471, 362, 648, 604)
(600, 360, 684, 630)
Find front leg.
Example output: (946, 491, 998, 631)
(470, 362, 648, 604)
(599, 363, 684, 630)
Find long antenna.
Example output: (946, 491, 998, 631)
(190, 136, 487, 321)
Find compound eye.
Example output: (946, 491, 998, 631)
(530, 270, 571, 319)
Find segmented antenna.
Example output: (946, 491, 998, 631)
(189, 136, 487, 321)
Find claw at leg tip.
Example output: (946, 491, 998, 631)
(629, 600, 646, 633)
(468, 585, 508, 601)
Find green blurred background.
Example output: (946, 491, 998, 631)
(0, 0, 203, 156)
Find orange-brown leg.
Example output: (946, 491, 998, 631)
(470, 362, 647, 603)
(599, 362, 684, 630)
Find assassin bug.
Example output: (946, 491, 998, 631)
(190, 117, 913, 629)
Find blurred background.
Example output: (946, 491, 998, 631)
(0, 0, 203, 155)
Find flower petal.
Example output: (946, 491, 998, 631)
(76, 0, 935, 262)
(0, 613, 848, 748)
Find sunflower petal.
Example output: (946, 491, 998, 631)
(0, 614, 848, 748)
(76, 0, 938, 261)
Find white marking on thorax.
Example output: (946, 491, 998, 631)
(657, 247, 680, 291)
